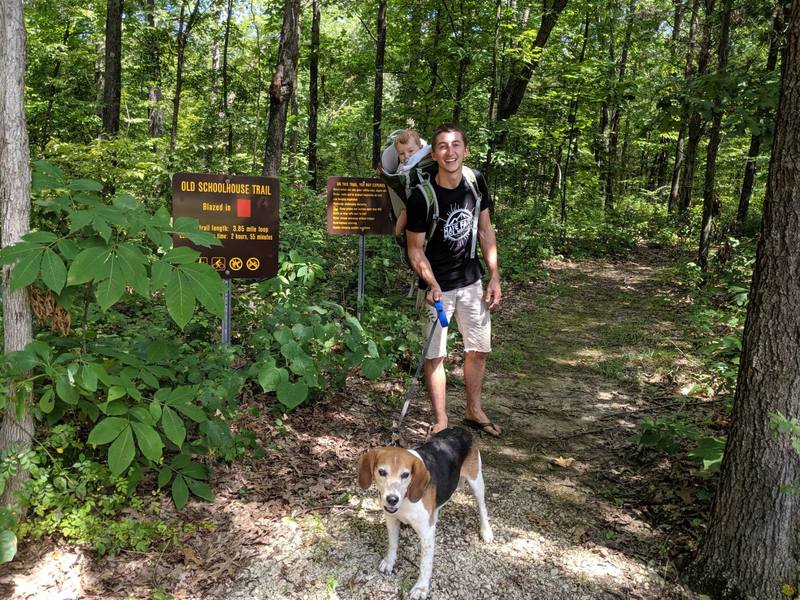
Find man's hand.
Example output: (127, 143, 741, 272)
(484, 275, 501, 310)
(426, 285, 442, 307)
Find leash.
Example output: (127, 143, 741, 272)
(390, 300, 448, 446)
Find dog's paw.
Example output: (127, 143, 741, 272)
(379, 557, 395, 574)
(481, 526, 494, 543)
(409, 582, 429, 600)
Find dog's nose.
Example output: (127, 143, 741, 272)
(386, 494, 399, 506)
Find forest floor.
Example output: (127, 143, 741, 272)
(2, 247, 722, 599)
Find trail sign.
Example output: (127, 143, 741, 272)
(326, 177, 393, 235)
(172, 172, 279, 279)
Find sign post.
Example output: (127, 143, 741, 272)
(326, 177, 393, 320)
(172, 172, 280, 344)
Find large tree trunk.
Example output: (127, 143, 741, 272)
(102, 0, 123, 135)
(692, 3, 800, 596)
(307, 0, 320, 190)
(678, 0, 715, 216)
(698, 0, 732, 278)
(371, 0, 387, 169)
(0, 0, 34, 509)
(261, 0, 300, 177)
(736, 6, 784, 231)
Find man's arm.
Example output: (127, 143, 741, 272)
(478, 209, 501, 309)
(407, 231, 441, 305)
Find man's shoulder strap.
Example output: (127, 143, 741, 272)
(462, 167, 482, 259)
(414, 171, 439, 245)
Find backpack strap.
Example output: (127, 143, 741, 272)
(462, 167, 482, 259)
(414, 171, 439, 250)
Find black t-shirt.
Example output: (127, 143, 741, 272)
(406, 169, 492, 292)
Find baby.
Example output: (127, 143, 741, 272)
(391, 130, 428, 236)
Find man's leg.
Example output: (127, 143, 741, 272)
(425, 357, 447, 433)
(463, 351, 499, 435)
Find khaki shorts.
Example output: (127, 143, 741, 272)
(422, 280, 491, 359)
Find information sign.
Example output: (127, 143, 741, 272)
(172, 172, 279, 279)
(326, 177, 393, 235)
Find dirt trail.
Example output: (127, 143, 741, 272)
(4, 250, 702, 600)
(210, 249, 697, 600)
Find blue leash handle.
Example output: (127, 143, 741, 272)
(434, 300, 448, 328)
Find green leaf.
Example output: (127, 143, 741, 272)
(150, 259, 172, 290)
(276, 381, 308, 411)
(361, 358, 384, 381)
(88, 416, 129, 445)
(131, 421, 163, 462)
(274, 327, 294, 345)
(39, 248, 67, 294)
(116, 243, 149, 297)
(69, 210, 94, 232)
(38, 389, 55, 413)
(80, 365, 98, 392)
(172, 474, 189, 510)
(164, 247, 201, 264)
(0, 530, 17, 564)
(108, 425, 135, 476)
(0, 242, 42, 266)
(173, 402, 206, 423)
(280, 340, 303, 360)
(95, 266, 125, 311)
(185, 477, 214, 501)
(67, 247, 107, 285)
(177, 263, 224, 317)
(166, 270, 196, 329)
(258, 366, 289, 392)
(157, 466, 172, 488)
(9, 247, 43, 291)
(55, 374, 78, 405)
(68, 178, 103, 192)
(161, 405, 186, 448)
(179, 461, 209, 480)
(108, 385, 126, 402)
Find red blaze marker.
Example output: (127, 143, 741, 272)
(236, 198, 251, 218)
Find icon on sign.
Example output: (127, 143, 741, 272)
(236, 198, 251, 218)
(246, 257, 260, 271)
(199, 257, 209, 264)
(229, 257, 244, 271)
(212, 257, 226, 270)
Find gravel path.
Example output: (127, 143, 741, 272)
(209, 250, 696, 600)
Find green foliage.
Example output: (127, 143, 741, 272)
(771, 413, 800, 495)
(0, 507, 18, 563)
(636, 415, 725, 473)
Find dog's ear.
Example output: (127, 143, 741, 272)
(358, 449, 379, 489)
(407, 456, 431, 502)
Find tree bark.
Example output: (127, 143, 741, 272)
(0, 0, 35, 509)
(678, 0, 715, 215)
(222, 0, 233, 161)
(371, 0, 387, 169)
(736, 5, 784, 231)
(145, 0, 163, 138)
(170, 0, 202, 152)
(693, 3, 800, 596)
(261, 0, 300, 177)
(307, 0, 320, 190)
(102, 0, 123, 135)
(698, 0, 732, 278)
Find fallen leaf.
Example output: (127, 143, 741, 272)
(552, 456, 576, 468)
(182, 546, 203, 566)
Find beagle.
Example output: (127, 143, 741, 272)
(358, 427, 493, 600)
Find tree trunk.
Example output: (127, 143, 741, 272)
(371, 0, 387, 169)
(170, 0, 202, 152)
(678, 0, 715, 216)
(698, 0, 732, 278)
(483, 0, 503, 176)
(102, 0, 123, 135)
(496, 0, 568, 121)
(0, 0, 35, 509)
(668, 0, 700, 211)
(307, 0, 320, 190)
(736, 6, 784, 231)
(222, 0, 233, 162)
(693, 4, 800, 596)
(37, 20, 71, 148)
(261, 0, 300, 177)
(145, 0, 163, 138)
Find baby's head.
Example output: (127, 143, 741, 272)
(394, 130, 423, 164)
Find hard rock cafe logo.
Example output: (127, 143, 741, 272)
(443, 208, 473, 245)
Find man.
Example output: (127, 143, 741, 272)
(406, 124, 502, 437)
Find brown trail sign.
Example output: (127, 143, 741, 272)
(172, 172, 280, 279)
(326, 177, 393, 235)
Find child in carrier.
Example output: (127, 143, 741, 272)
(379, 129, 431, 237)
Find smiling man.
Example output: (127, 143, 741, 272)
(406, 123, 502, 438)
